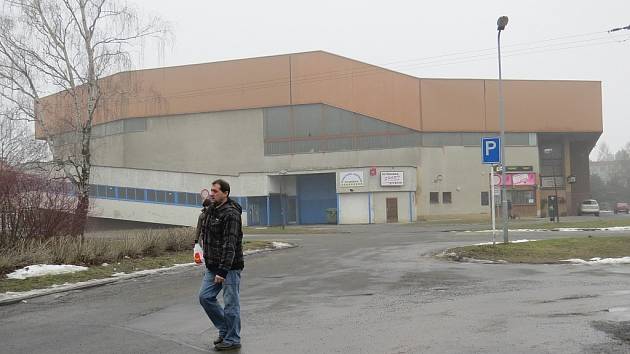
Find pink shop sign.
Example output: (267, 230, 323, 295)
(492, 173, 537, 186)
(511, 173, 537, 186)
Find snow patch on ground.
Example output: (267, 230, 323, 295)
(560, 257, 630, 265)
(7, 265, 88, 280)
(1, 242, 296, 303)
(474, 239, 537, 246)
(243, 241, 294, 256)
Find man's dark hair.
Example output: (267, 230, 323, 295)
(212, 179, 230, 197)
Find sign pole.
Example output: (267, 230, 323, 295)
(490, 166, 496, 246)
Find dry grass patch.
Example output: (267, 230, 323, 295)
(447, 236, 630, 264)
(0, 239, 278, 293)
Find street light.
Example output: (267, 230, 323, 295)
(543, 148, 560, 223)
(497, 15, 509, 243)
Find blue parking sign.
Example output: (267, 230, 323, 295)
(481, 137, 501, 164)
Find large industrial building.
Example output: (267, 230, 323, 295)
(40, 51, 603, 227)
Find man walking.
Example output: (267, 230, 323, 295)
(198, 179, 244, 351)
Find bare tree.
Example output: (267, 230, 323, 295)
(0, 111, 48, 169)
(0, 0, 168, 237)
(595, 142, 614, 162)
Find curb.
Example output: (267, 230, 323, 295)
(0, 244, 297, 306)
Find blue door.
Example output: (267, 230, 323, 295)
(297, 174, 336, 224)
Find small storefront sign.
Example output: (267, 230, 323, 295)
(491, 172, 537, 186)
(512, 173, 536, 186)
(380, 171, 404, 186)
(505, 165, 534, 172)
(340, 171, 365, 187)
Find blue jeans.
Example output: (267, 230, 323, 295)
(198, 269, 241, 345)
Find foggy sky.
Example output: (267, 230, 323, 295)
(129, 0, 630, 154)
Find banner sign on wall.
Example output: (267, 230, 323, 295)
(380, 171, 404, 186)
(491, 173, 537, 186)
(340, 171, 365, 187)
(511, 173, 536, 186)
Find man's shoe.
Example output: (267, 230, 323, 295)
(213, 337, 223, 345)
(214, 342, 241, 351)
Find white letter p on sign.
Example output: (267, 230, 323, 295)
(485, 141, 496, 156)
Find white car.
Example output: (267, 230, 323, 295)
(578, 199, 600, 216)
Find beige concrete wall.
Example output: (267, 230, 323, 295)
(339, 193, 370, 224)
(417, 145, 540, 216)
(90, 109, 265, 176)
(372, 191, 413, 223)
(266, 149, 422, 176)
(89, 166, 269, 197)
(90, 199, 199, 227)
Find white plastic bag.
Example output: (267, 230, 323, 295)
(193, 243, 203, 265)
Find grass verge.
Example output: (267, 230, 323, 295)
(508, 218, 630, 230)
(0, 239, 276, 293)
(446, 236, 630, 264)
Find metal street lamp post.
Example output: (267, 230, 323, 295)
(497, 15, 509, 243)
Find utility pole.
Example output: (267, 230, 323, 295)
(609, 24, 630, 32)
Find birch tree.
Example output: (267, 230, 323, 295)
(0, 0, 168, 237)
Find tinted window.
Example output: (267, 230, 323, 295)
(134, 188, 145, 201)
(118, 187, 127, 200)
(106, 186, 116, 198)
(430, 192, 439, 204)
(443, 192, 452, 204)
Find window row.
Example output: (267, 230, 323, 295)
(480, 190, 536, 206)
(53, 118, 147, 145)
(430, 192, 452, 204)
(264, 104, 536, 155)
(88, 184, 205, 207)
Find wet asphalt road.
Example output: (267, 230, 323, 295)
(1, 223, 630, 353)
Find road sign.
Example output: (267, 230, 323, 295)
(481, 137, 501, 164)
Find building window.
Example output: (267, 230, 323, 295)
(118, 187, 127, 200)
(147, 190, 156, 202)
(97, 185, 107, 198)
(156, 190, 166, 203)
(508, 190, 536, 205)
(134, 188, 145, 201)
(481, 192, 489, 206)
(106, 186, 116, 198)
(176, 192, 187, 205)
(430, 192, 439, 204)
(166, 192, 175, 204)
(443, 192, 452, 204)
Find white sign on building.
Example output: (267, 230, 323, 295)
(339, 171, 365, 187)
(380, 171, 404, 186)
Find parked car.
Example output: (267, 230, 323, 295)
(614, 202, 629, 214)
(578, 199, 600, 216)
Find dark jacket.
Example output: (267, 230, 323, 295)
(201, 198, 244, 278)
(195, 206, 211, 243)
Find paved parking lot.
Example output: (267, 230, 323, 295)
(1, 223, 630, 353)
